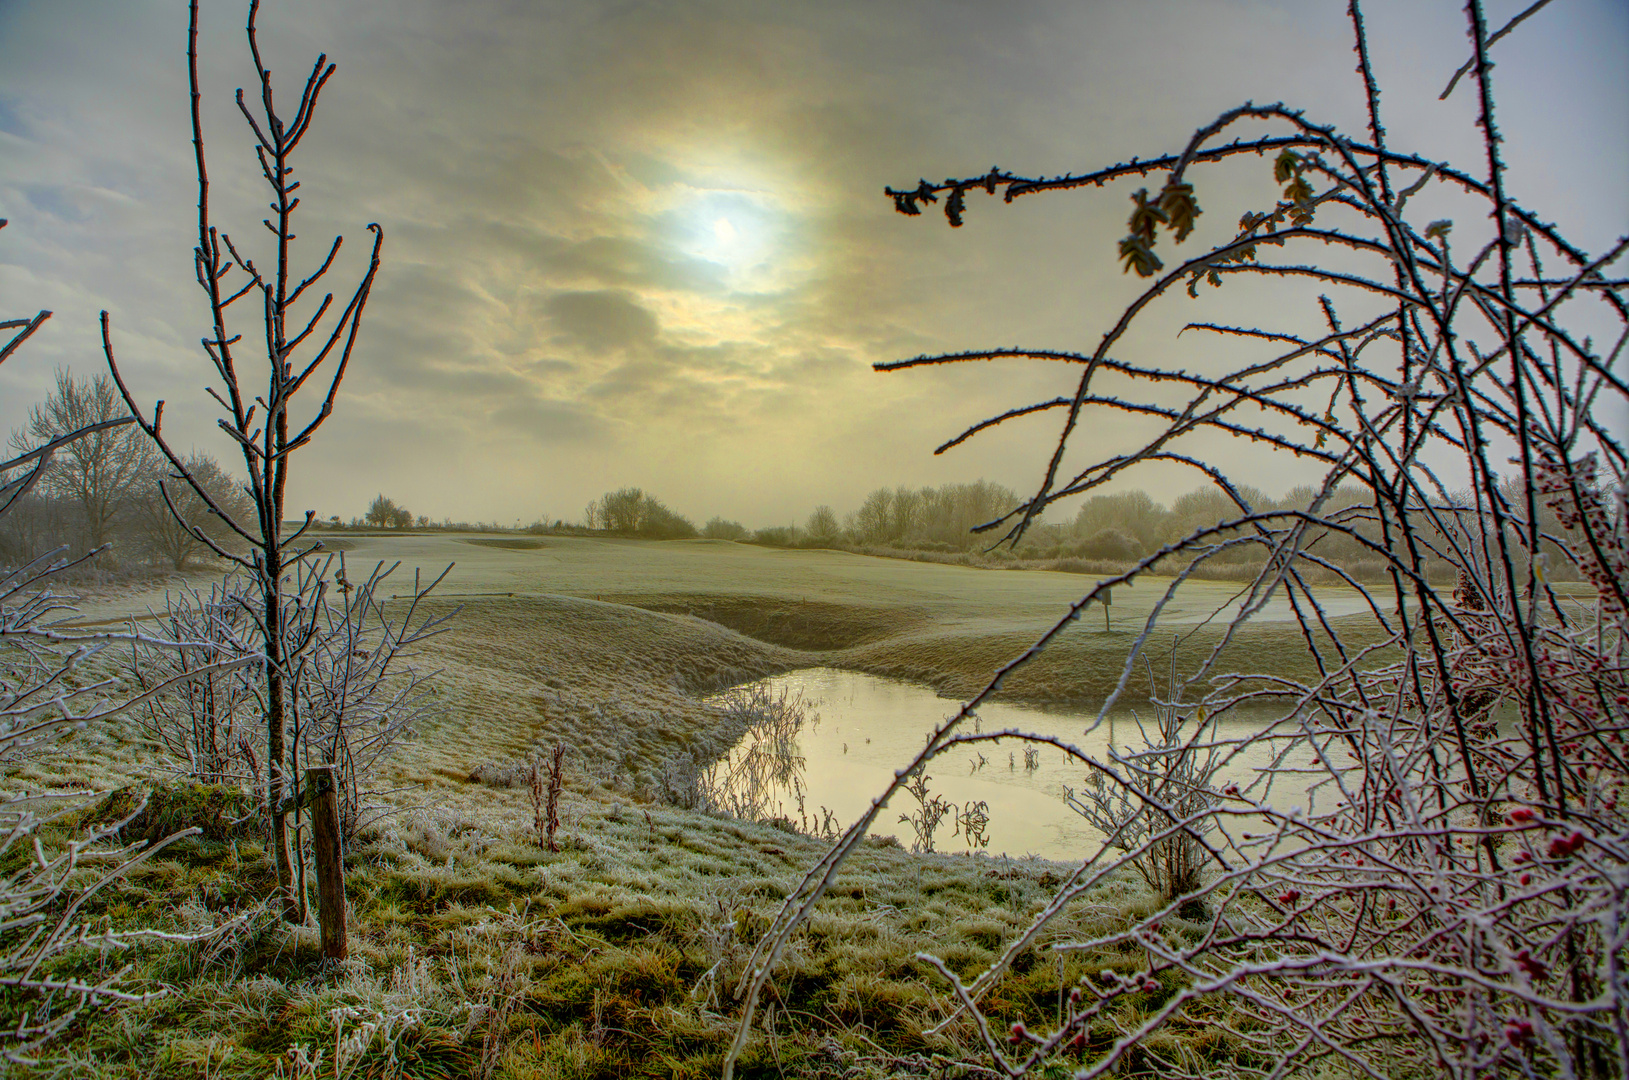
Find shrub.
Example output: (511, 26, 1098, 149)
(726, 5, 1629, 1078)
(702, 516, 749, 540)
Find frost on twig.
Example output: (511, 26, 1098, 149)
(0, 220, 237, 1063)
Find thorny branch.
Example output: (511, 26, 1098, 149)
(727, 4, 1629, 1077)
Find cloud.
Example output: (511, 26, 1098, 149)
(543, 289, 661, 352)
(1, 0, 1623, 526)
(489, 396, 605, 444)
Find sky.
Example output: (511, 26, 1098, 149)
(1, 0, 1625, 529)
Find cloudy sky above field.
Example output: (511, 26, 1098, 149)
(1, 0, 1625, 528)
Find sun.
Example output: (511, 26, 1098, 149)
(678, 189, 779, 285)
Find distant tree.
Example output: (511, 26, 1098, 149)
(1164, 484, 1272, 559)
(805, 505, 839, 542)
(1071, 489, 1165, 553)
(588, 487, 697, 539)
(1077, 527, 1139, 562)
(133, 452, 256, 569)
(365, 494, 400, 528)
(702, 516, 748, 540)
(915, 479, 1019, 548)
(8, 368, 157, 550)
(851, 488, 892, 543)
(888, 485, 922, 541)
(637, 497, 697, 539)
(848, 480, 1020, 549)
(390, 504, 412, 529)
(594, 487, 645, 533)
(751, 526, 800, 547)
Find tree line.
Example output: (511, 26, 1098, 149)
(1, 369, 252, 571)
(578, 478, 1573, 585)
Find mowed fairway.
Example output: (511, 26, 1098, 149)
(63, 534, 1394, 795)
(336, 532, 1371, 629)
(340, 532, 1388, 702)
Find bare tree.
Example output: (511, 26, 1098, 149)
(102, 0, 390, 920)
(726, 3, 1629, 1077)
(364, 493, 401, 528)
(804, 504, 839, 542)
(132, 452, 255, 570)
(8, 368, 157, 552)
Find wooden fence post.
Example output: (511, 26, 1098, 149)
(306, 764, 348, 961)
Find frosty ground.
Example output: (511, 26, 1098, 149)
(16, 535, 1390, 1078)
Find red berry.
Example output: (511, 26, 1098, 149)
(1514, 950, 1547, 980)
(1547, 832, 1586, 859)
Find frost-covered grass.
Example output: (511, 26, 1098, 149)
(26, 794, 1195, 1078)
(6, 539, 1359, 1076)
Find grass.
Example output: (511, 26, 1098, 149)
(7, 535, 1389, 1077)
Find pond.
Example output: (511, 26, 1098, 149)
(707, 667, 1323, 861)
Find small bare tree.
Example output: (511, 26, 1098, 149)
(101, 0, 404, 920)
(287, 556, 451, 846)
(130, 556, 451, 862)
(1064, 650, 1221, 915)
(129, 577, 261, 785)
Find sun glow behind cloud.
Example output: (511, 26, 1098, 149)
(667, 180, 797, 295)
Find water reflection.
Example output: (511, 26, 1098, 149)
(706, 667, 1317, 861)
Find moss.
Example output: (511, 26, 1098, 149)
(80, 782, 261, 845)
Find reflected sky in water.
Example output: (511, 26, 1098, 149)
(711, 667, 1323, 861)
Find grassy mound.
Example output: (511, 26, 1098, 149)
(402, 595, 812, 796)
